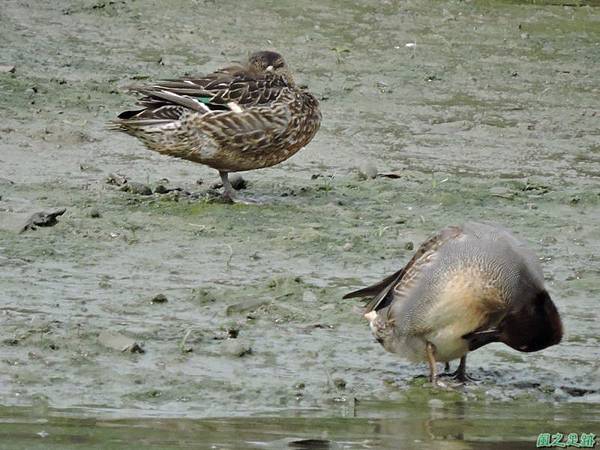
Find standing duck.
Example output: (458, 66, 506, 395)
(111, 51, 321, 201)
(344, 222, 563, 386)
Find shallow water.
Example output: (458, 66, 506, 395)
(1, 0, 599, 448)
(2, 400, 599, 449)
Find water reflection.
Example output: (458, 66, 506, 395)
(1, 398, 597, 450)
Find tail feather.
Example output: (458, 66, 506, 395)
(343, 268, 405, 313)
(107, 118, 176, 134)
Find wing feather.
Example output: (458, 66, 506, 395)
(344, 225, 464, 313)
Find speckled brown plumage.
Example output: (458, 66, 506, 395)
(111, 51, 321, 200)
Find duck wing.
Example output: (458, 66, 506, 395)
(344, 225, 463, 313)
(116, 64, 291, 123)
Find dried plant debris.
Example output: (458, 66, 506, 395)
(19, 208, 66, 233)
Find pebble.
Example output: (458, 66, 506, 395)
(105, 173, 128, 186)
(153, 184, 169, 194)
(358, 163, 378, 180)
(151, 294, 168, 304)
(404, 241, 414, 251)
(119, 182, 152, 196)
(227, 328, 239, 339)
(225, 298, 269, 316)
(229, 173, 247, 190)
(333, 378, 346, 390)
(0, 65, 16, 74)
(88, 208, 101, 218)
(98, 331, 144, 353)
(222, 340, 252, 357)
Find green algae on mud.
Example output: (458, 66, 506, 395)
(1, 0, 600, 447)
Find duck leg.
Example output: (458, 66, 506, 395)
(426, 342, 445, 387)
(440, 355, 476, 382)
(219, 171, 236, 202)
(452, 355, 477, 382)
(454, 356, 468, 381)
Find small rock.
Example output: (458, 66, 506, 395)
(560, 386, 593, 397)
(357, 163, 378, 180)
(378, 172, 402, 179)
(151, 294, 168, 304)
(225, 298, 269, 316)
(88, 208, 101, 218)
(222, 340, 252, 357)
(153, 184, 169, 194)
(98, 331, 144, 353)
(229, 173, 247, 190)
(119, 182, 152, 196)
(289, 439, 330, 449)
(0, 65, 16, 74)
(333, 378, 346, 390)
(227, 328, 239, 339)
(342, 242, 353, 251)
(404, 241, 414, 251)
(106, 173, 128, 186)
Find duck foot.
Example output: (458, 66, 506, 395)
(218, 171, 259, 204)
(439, 356, 477, 383)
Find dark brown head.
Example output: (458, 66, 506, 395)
(500, 289, 563, 352)
(248, 51, 294, 85)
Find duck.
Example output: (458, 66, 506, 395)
(344, 222, 563, 386)
(111, 51, 321, 201)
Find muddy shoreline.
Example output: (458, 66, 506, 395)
(1, 0, 599, 448)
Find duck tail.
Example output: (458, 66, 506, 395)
(343, 268, 405, 313)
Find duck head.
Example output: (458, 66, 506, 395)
(500, 289, 563, 352)
(248, 50, 295, 86)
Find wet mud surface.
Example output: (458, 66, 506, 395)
(1, 0, 599, 448)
